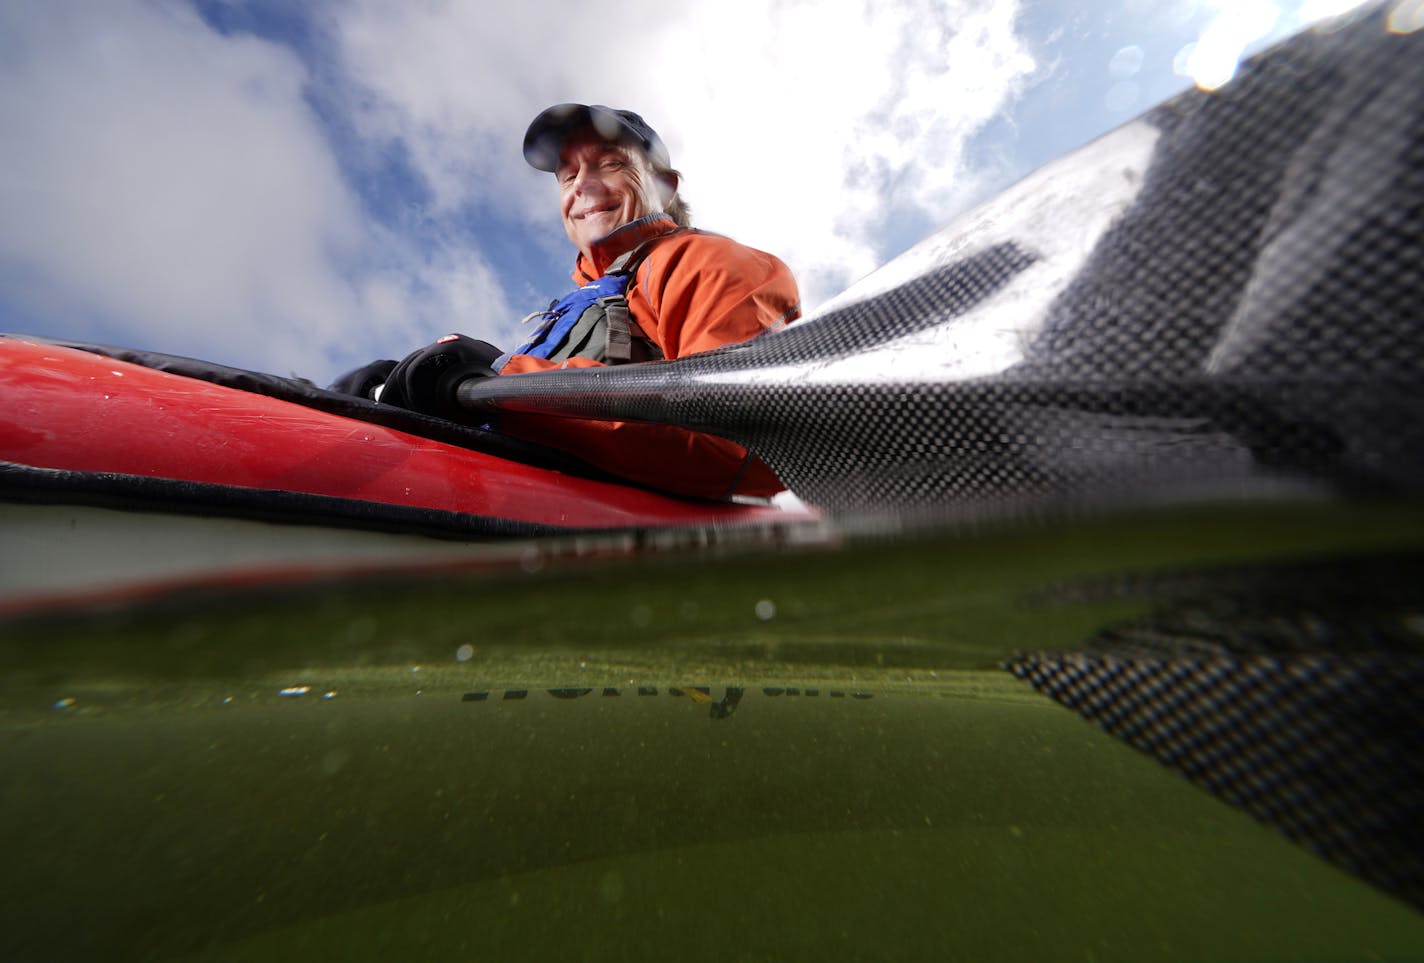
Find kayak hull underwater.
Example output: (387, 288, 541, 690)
(0, 336, 811, 613)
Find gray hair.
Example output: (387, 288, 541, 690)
(657, 164, 692, 228)
(622, 138, 690, 227)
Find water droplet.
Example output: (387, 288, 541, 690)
(1105, 81, 1140, 113)
(1389, 0, 1424, 34)
(1108, 44, 1144, 79)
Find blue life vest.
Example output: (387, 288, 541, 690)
(513, 244, 667, 364)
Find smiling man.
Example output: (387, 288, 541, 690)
(358, 104, 802, 500)
(508, 104, 798, 370)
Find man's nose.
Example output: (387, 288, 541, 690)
(571, 165, 605, 195)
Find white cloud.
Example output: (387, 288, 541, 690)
(0, 0, 1037, 382)
(658, 0, 1038, 307)
(0, 0, 508, 379)
(330, 0, 1038, 310)
(2, 0, 1370, 387)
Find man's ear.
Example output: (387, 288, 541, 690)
(657, 170, 680, 206)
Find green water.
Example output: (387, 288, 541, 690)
(2, 501, 1423, 960)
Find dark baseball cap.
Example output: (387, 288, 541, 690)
(523, 104, 671, 173)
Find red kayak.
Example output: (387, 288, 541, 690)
(0, 335, 812, 614)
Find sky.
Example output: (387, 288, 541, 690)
(0, 0, 1371, 384)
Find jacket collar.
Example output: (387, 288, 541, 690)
(573, 212, 680, 282)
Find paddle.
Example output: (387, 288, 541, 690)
(455, 7, 1423, 517)
(449, 12, 1424, 912)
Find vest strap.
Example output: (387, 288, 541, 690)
(516, 229, 684, 364)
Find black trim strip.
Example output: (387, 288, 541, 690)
(0, 461, 576, 540)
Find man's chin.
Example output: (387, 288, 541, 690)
(586, 215, 624, 240)
(567, 211, 635, 254)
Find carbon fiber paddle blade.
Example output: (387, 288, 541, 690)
(1008, 555, 1424, 911)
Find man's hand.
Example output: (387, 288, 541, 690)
(379, 334, 502, 418)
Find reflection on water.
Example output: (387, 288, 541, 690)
(2, 501, 1423, 960)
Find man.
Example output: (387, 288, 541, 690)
(360, 104, 800, 500)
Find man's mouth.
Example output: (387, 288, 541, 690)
(574, 204, 619, 220)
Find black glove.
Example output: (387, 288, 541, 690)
(327, 359, 398, 399)
(379, 334, 502, 418)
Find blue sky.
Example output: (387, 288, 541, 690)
(0, 0, 1363, 384)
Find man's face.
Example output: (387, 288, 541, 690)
(557, 128, 665, 261)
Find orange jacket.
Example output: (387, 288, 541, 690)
(498, 214, 800, 499)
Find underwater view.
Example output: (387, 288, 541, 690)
(3, 500, 1422, 961)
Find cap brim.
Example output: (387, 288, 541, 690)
(523, 104, 669, 172)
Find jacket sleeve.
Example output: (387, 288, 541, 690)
(496, 236, 800, 499)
